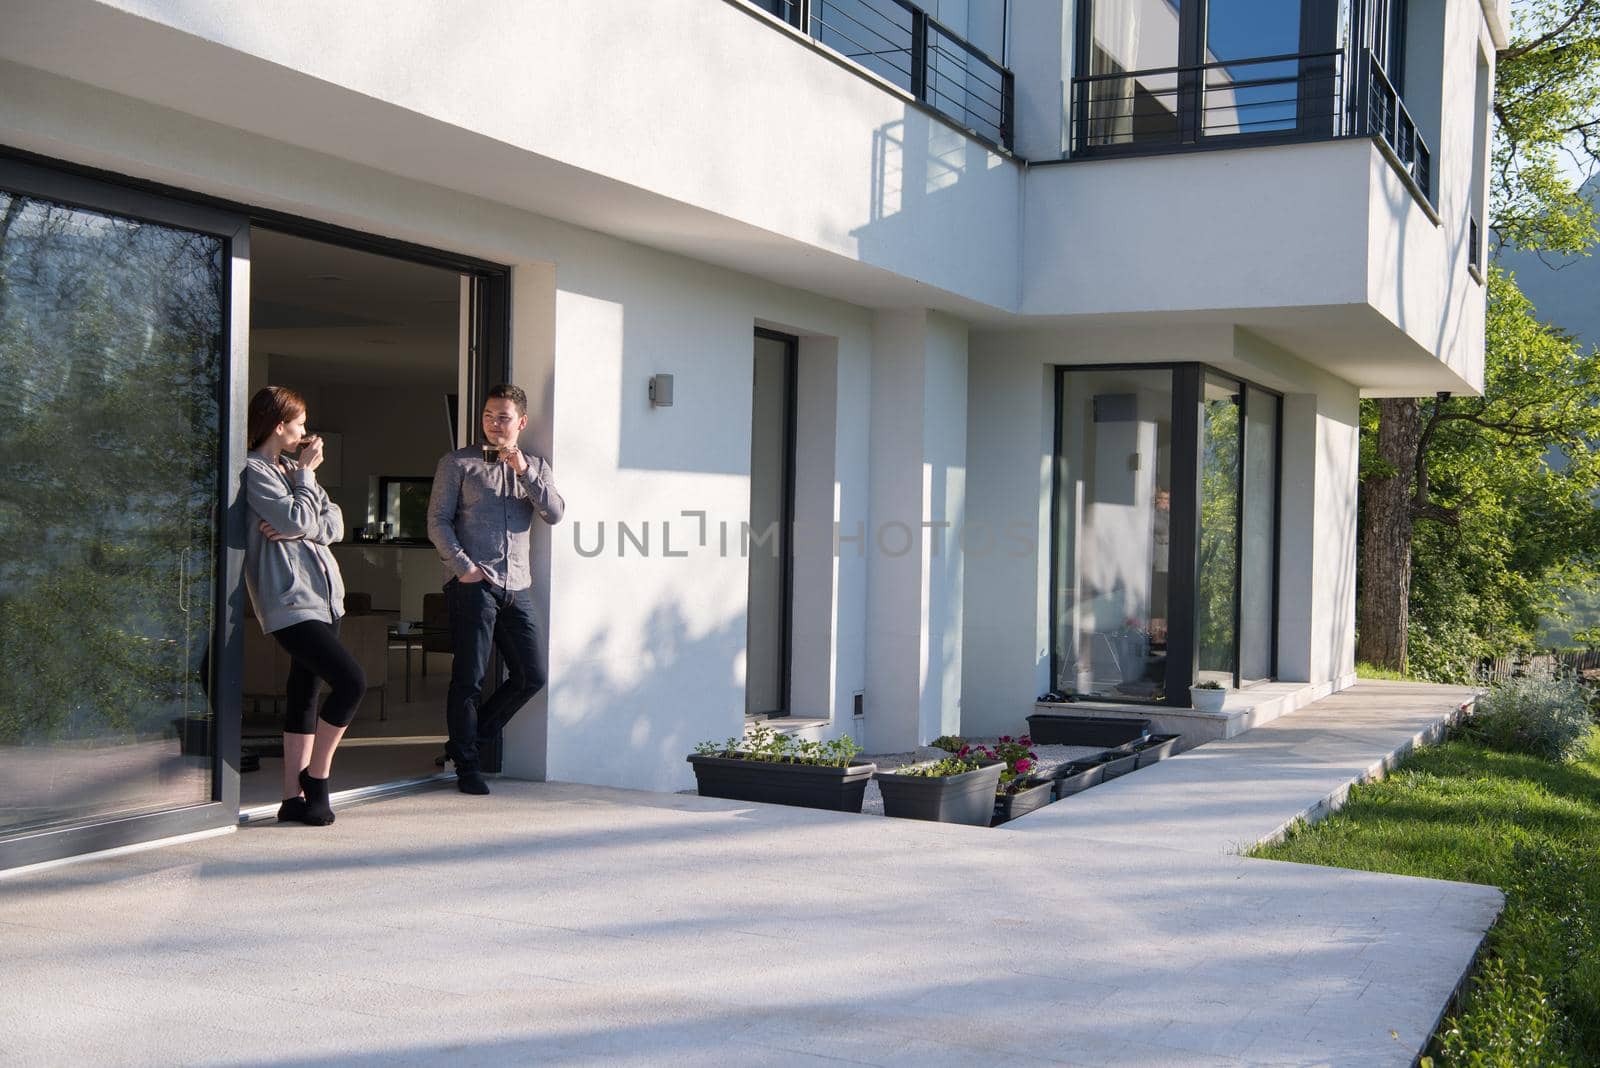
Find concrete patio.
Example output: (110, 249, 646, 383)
(0, 682, 1502, 1066)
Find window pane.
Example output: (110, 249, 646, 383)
(1202, 0, 1302, 136)
(1239, 387, 1278, 683)
(0, 191, 224, 839)
(1054, 369, 1173, 700)
(813, 0, 916, 94)
(1084, 0, 1184, 146)
(1196, 373, 1239, 684)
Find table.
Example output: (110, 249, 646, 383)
(386, 626, 440, 702)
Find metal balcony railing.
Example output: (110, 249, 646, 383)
(1070, 47, 1432, 202)
(749, 0, 1014, 151)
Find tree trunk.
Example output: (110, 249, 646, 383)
(1356, 397, 1422, 671)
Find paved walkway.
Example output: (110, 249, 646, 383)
(1, 683, 1502, 1066)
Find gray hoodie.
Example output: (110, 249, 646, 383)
(243, 451, 346, 634)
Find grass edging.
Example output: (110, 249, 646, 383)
(1250, 707, 1600, 1066)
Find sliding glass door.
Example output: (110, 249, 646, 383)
(0, 160, 247, 869)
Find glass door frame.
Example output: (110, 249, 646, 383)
(1049, 362, 1283, 706)
(0, 150, 513, 871)
(0, 155, 249, 871)
(748, 327, 799, 719)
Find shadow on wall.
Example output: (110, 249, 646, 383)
(850, 110, 1011, 298)
(545, 589, 748, 794)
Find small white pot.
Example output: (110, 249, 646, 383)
(1189, 686, 1228, 713)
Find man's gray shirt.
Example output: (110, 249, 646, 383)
(427, 446, 565, 591)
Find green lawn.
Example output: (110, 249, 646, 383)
(1356, 661, 1421, 681)
(1252, 732, 1600, 1066)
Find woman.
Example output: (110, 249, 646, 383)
(244, 386, 365, 826)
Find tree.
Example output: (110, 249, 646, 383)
(1356, 0, 1600, 673)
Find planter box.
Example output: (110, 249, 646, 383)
(1132, 734, 1182, 768)
(1099, 750, 1140, 780)
(687, 754, 876, 813)
(991, 778, 1055, 826)
(1051, 759, 1107, 798)
(875, 760, 1004, 826)
(1189, 686, 1227, 713)
(1026, 713, 1151, 747)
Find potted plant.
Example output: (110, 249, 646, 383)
(688, 723, 875, 812)
(876, 756, 1005, 825)
(1189, 680, 1227, 713)
(964, 736, 1054, 825)
(1131, 733, 1182, 768)
(1051, 755, 1108, 798)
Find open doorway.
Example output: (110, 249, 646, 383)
(241, 229, 477, 809)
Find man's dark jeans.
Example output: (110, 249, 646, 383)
(444, 578, 545, 775)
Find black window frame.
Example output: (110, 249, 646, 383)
(1049, 362, 1283, 706)
(0, 148, 512, 872)
(748, 327, 800, 720)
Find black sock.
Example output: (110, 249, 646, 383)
(457, 770, 490, 795)
(298, 768, 336, 825)
(277, 796, 307, 823)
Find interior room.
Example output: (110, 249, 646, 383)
(241, 229, 465, 808)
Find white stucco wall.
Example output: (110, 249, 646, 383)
(0, 59, 896, 792)
(0, 0, 1021, 313)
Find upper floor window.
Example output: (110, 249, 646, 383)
(747, 0, 1015, 150)
(1070, 0, 1428, 199)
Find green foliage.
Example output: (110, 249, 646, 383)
(0, 195, 224, 747)
(1491, 0, 1600, 255)
(930, 734, 966, 753)
(1364, 3, 1600, 675)
(1197, 396, 1239, 669)
(1356, 661, 1416, 681)
(1254, 733, 1600, 1063)
(1400, 268, 1600, 679)
(1467, 672, 1596, 762)
(692, 723, 865, 768)
(1433, 956, 1561, 1067)
(896, 756, 985, 777)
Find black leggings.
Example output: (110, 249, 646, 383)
(272, 618, 367, 733)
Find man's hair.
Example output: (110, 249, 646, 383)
(247, 385, 307, 450)
(485, 383, 527, 417)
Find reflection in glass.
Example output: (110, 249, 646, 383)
(1201, 0, 1302, 136)
(1054, 369, 1172, 700)
(1197, 374, 1239, 684)
(0, 191, 224, 839)
(1239, 387, 1279, 683)
(1083, 0, 1184, 146)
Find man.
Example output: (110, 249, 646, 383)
(427, 384, 565, 794)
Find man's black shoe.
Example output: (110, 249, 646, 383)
(457, 771, 491, 795)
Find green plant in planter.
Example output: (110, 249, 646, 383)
(692, 723, 864, 768)
(896, 755, 985, 777)
(930, 734, 966, 753)
(1193, 680, 1223, 690)
(962, 735, 1040, 794)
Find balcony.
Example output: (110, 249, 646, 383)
(1070, 48, 1432, 205)
(747, 0, 1015, 151)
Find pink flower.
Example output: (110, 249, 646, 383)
(1015, 758, 1033, 774)
(998, 735, 1013, 744)
(1019, 735, 1033, 746)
